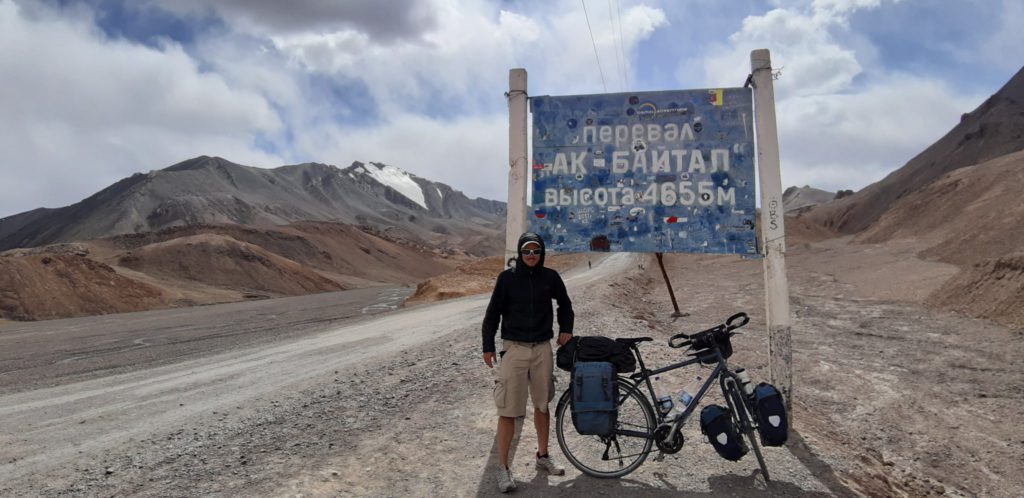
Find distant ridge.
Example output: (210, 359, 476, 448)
(782, 185, 835, 214)
(806, 65, 1024, 233)
(0, 156, 506, 255)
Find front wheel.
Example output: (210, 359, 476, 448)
(725, 382, 770, 483)
(555, 381, 656, 478)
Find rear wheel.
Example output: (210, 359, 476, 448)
(725, 382, 770, 483)
(555, 381, 656, 478)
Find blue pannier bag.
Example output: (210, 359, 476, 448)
(700, 404, 747, 461)
(570, 361, 617, 436)
(752, 382, 788, 446)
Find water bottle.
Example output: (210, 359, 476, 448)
(653, 375, 673, 416)
(735, 368, 754, 397)
(677, 374, 703, 409)
(666, 374, 702, 421)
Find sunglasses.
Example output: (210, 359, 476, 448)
(520, 249, 543, 256)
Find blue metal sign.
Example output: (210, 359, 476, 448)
(530, 88, 757, 254)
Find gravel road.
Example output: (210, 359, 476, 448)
(2, 242, 1019, 497)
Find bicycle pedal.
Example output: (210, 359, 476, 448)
(652, 451, 666, 462)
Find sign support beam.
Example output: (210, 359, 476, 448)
(750, 49, 793, 422)
(506, 69, 529, 266)
(655, 253, 687, 318)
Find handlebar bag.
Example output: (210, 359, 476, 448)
(557, 336, 636, 373)
(752, 382, 788, 446)
(690, 329, 734, 365)
(700, 404, 748, 461)
(570, 361, 618, 436)
(697, 338, 732, 365)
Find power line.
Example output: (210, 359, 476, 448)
(580, 0, 608, 92)
(610, 0, 626, 89)
(607, 0, 625, 90)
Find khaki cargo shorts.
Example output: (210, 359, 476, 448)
(493, 340, 555, 418)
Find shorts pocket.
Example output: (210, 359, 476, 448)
(493, 379, 507, 409)
(548, 375, 556, 403)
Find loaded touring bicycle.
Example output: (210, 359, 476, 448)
(555, 312, 788, 481)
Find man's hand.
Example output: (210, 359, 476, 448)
(557, 332, 572, 347)
(483, 352, 496, 368)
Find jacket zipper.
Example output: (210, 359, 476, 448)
(529, 271, 534, 322)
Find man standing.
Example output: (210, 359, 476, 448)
(483, 232, 574, 493)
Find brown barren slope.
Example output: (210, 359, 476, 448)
(404, 253, 588, 305)
(928, 252, 1024, 328)
(850, 150, 1024, 328)
(0, 251, 166, 320)
(1, 221, 465, 321)
(858, 149, 1024, 266)
(116, 233, 345, 297)
(105, 222, 458, 286)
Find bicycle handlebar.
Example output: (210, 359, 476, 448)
(668, 312, 749, 349)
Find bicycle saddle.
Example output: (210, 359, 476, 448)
(615, 337, 653, 345)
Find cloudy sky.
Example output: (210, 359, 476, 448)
(1, 0, 1021, 217)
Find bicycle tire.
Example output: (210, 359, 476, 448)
(555, 381, 656, 478)
(725, 382, 770, 483)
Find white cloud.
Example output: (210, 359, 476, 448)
(777, 75, 981, 191)
(691, 0, 986, 192)
(976, 0, 1024, 73)
(0, 0, 283, 215)
(4, 0, 1003, 221)
(264, 0, 670, 200)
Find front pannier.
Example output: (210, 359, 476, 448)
(752, 382, 788, 446)
(699, 404, 747, 461)
(570, 361, 618, 436)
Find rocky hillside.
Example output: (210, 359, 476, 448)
(806, 66, 1024, 234)
(0, 156, 506, 256)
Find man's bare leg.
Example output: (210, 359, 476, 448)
(534, 406, 549, 456)
(497, 415, 516, 468)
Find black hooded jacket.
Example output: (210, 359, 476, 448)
(481, 233, 574, 353)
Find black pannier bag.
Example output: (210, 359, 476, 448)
(700, 404, 747, 461)
(570, 361, 618, 436)
(752, 382, 788, 446)
(556, 336, 636, 373)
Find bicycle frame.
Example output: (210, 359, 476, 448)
(615, 345, 741, 442)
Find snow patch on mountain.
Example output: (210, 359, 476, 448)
(358, 163, 427, 209)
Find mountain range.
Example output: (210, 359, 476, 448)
(0, 156, 505, 255)
(0, 158, 507, 320)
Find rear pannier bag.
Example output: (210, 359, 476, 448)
(570, 361, 618, 436)
(700, 404, 747, 461)
(752, 382, 788, 446)
(556, 336, 636, 373)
